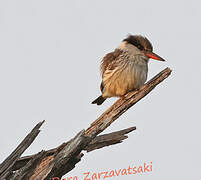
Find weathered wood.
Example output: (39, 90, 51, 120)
(42, 130, 91, 179)
(0, 126, 135, 180)
(85, 126, 136, 152)
(33, 67, 171, 179)
(13, 126, 136, 172)
(9, 151, 47, 180)
(0, 67, 172, 180)
(0, 120, 45, 179)
(85, 67, 172, 136)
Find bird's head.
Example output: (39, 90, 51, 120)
(123, 35, 165, 62)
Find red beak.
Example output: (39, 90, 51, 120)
(145, 52, 165, 61)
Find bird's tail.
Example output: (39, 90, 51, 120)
(92, 95, 106, 105)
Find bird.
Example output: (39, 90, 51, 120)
(92, 34, 165, 105)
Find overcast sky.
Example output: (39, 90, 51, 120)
(0, 0, 201, 179)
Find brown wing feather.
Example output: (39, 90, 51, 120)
(100, 49, 123, 77)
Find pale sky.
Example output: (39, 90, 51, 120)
(0, 0, 201, 179)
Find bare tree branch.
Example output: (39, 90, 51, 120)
(0, 67, 172, 180)
(0, 120, 45, 179)
(85, 126, 136, 152)
(85, 67, 172, 136)
(12, 126, 136, 172)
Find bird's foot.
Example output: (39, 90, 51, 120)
(134, 88, 140, 92)
(119, 95, 126, 101)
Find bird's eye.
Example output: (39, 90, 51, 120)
(137, 44, 143, 50)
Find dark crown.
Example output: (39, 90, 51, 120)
(123, 35, 153, 52)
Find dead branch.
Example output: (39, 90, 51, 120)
(0, 120, 45, 179)
(0, 67, 172, 180)
(85, 67, 172, 136)
(85, 126, 136, 152)
(12, 126, 136, 172)
(6, 126, 136, 180)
